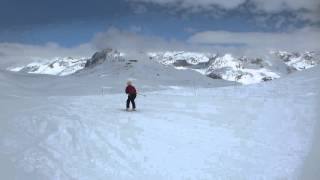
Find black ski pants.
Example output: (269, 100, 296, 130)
(126, 94, 136, 109)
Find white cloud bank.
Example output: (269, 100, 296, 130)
(0, 42, 95, 68)
(188, 27, 320, 52)
(129, 0, 320, 12)
(1, 26, 319, 68)
(128, 0, 320, 22)
(91, 27, 320, 56)
(91, 27, 260, 58)
(92, 27, 189, 52)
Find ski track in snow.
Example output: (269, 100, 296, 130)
(0, 69, 319, 180)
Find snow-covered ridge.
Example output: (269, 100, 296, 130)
(85, 48, 126, 68)
(149, 52, 279, 84)
(7, 50, 319, 85)
(7, 49, 126, 76)
(205, 54, 280, 85)
(148, 51, 215, 65)
(149, 51, 319, 84)
(8, 57, 88, 76)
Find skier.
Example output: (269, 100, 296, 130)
(125, 80, 137, 111)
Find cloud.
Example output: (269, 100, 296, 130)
(91, 27, 242, 59)
(128, 0, 320, 22)
(1, 26, 319, 68)
(131, 4, 148, 14)
(129, 0, 320, 12)
(128, 0, 246, 9)
(0, 42, 95, 68)
(0, 0, 130, 30)
(252, 0, 320, 12)
(128, 25, 143, 33)
(91, 26, 320, 58)
(92, 27, 191, 52)
(188, 27, 320, 52)
(184, 27, 198, 33)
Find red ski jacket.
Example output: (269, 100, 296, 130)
(125, 85, 137, 95)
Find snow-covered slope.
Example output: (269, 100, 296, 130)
(8, 57, 88, 76)
(1, 50, 235, 97)
(0, 64, 319, 179)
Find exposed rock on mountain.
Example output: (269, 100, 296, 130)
(85, 48, 125, 68)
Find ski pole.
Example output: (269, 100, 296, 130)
(138, 93, 147, 97)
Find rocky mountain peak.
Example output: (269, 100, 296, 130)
(85, 48, 125, 68)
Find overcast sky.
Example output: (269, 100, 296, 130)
(0, 0, 319, 65)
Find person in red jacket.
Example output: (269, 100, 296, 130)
(125, 80, 137, 111)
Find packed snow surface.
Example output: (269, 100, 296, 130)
(0, 66, 319, 179)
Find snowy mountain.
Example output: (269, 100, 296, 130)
(149, 52, 280, 84)
(7, 49, 319, 85)
(272, 51, 320, 71)
(148, 51, 216, 66)
(8, 57, 88, 76)
(149, 51, 319, 84)
(85, 48, 126, 68)
(7, 49, 126, 76)
(205, 54, 280, 84)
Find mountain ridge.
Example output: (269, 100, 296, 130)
(7, 49, 320, 85)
